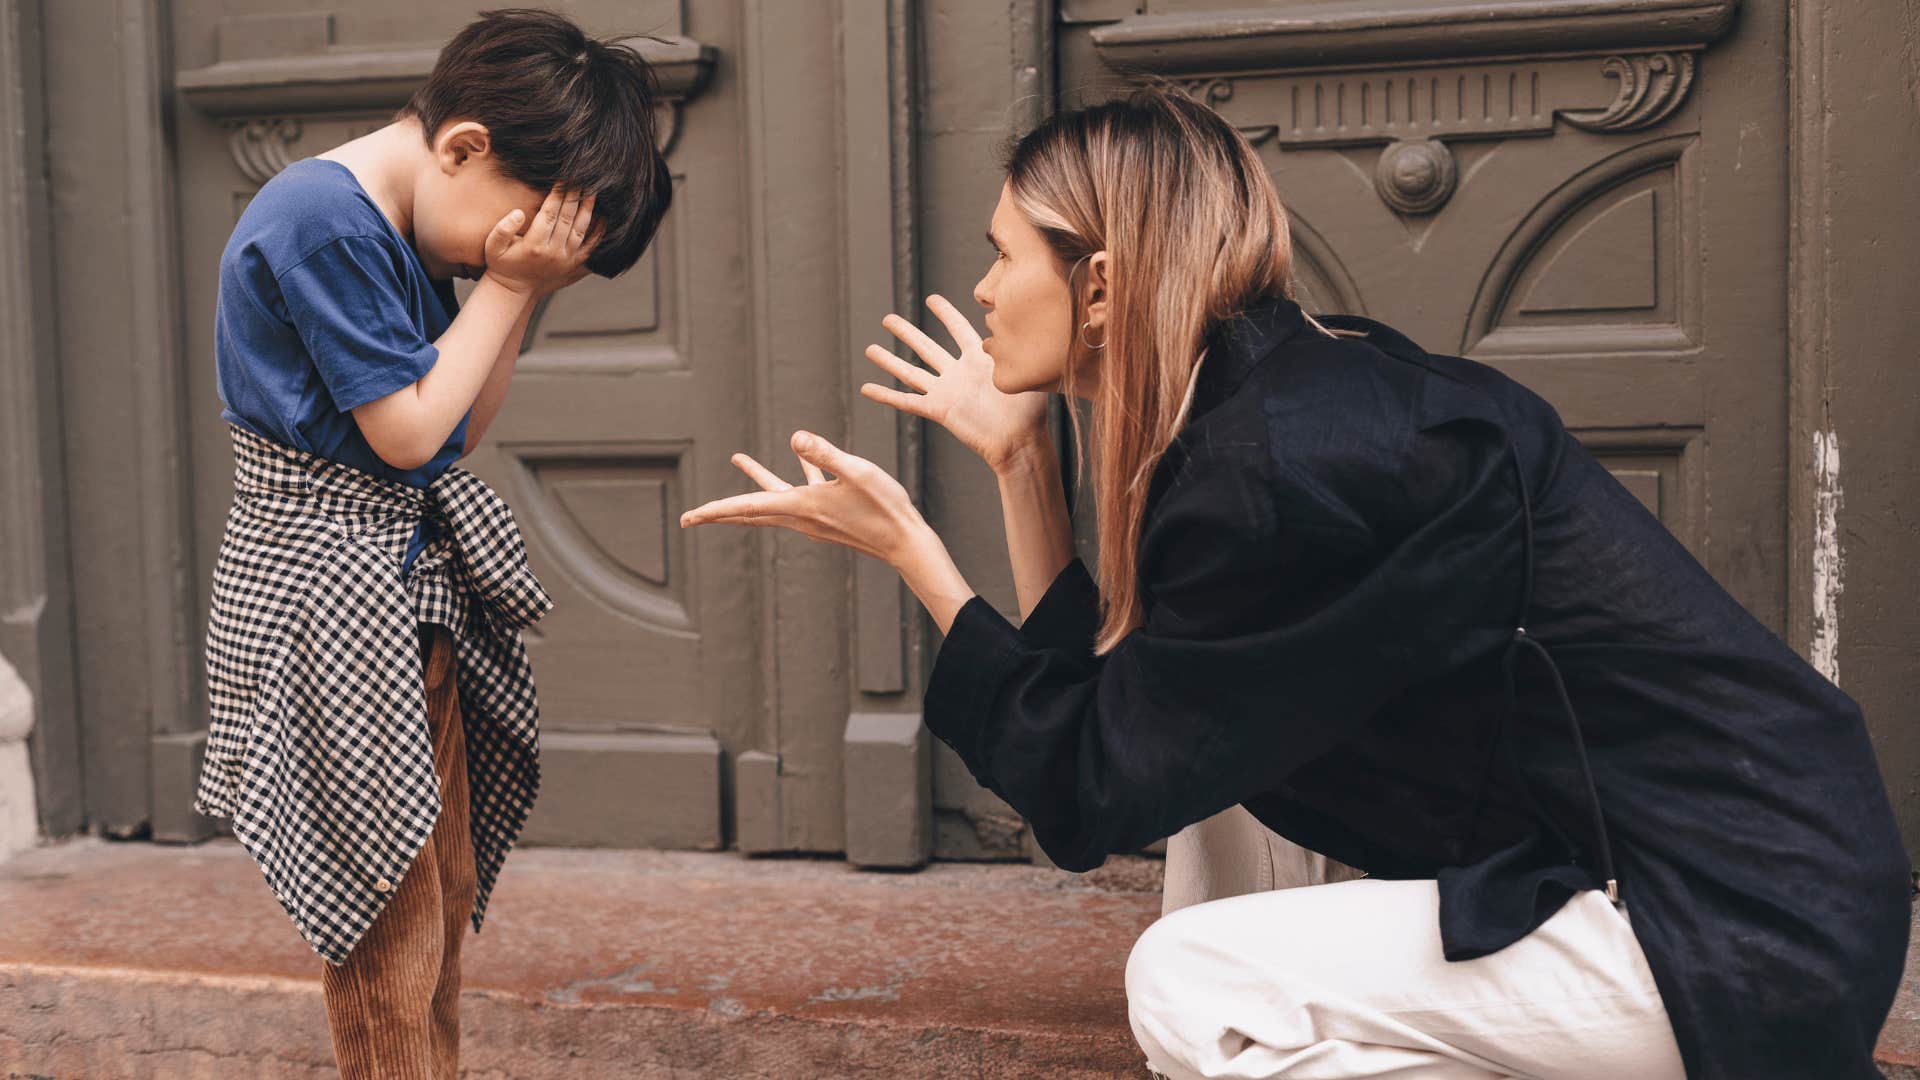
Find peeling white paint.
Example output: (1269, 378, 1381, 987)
(0, 652, 36, 863)
(1811, 430, 1845, 684)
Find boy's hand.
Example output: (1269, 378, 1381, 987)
(483, 185, 602, 298)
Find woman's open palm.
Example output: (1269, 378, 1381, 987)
(679, 431, 926, 567)
(862, 295, 1049, 472)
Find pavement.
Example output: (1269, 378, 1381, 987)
(0, 839, 1163, 1078)
(2, 838, 1918, 1078)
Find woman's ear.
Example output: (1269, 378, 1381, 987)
(435, 121, 492, 174)
(1084, 250, 1111, 330)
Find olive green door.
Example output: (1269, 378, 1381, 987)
(168, 1, 876, 852)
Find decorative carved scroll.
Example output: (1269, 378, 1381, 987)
(225, 118, 301, 187)
(1560, 53, 1697, 133)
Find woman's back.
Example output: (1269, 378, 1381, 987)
(1235, 308, 1911, 1078)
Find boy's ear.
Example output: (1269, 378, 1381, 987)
(435, 121, 492, 174)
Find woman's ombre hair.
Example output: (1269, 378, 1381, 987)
(1005, 86, 1339, 653)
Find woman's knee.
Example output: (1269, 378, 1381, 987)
(1127, 906, 1199, 1007)
(1126, 914, 1199, 1073)
(1126, 905, 1326, 1076)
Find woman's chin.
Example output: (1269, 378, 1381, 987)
(990, 369, 1031, 396)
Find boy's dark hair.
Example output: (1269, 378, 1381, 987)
(399, 8, 673, 278)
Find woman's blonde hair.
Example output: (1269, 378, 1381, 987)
(1006, 85, 1336, 654)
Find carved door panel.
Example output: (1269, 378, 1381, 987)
(172, 2, 778, 849)
(1057, 0, 1783, 626)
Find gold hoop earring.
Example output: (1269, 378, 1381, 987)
(1080, 320, 1107, 350)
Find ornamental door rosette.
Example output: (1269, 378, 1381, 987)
(1088, 0, 1737, 216)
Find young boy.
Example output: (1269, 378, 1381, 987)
(192, 10, 673, 1076)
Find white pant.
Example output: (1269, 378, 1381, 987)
(1130, 806, 1686, 1080)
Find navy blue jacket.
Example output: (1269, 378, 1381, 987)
(925, 293, 1911, 1078)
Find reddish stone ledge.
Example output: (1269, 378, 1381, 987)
(0, 840, 1161, 1078)
(3, 839, 1916, 1078)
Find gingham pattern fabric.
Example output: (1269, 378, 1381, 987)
(195, 423, 552, 964)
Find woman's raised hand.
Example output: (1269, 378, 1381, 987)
(863, 295, 1050, 474)
(679, 430, 931, 568)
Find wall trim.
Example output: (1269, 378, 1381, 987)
(1784, 0, 1829, 673)
(1090, 0, 1740, 76)
(175, 36, 717, 119)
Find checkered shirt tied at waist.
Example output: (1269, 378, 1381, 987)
(195, 422, 553, 964)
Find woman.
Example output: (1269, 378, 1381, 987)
(680, 89, 1910, 1079)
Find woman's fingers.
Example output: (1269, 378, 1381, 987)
(789, 430, 865, 481)
(864, 344, 935, 392)
(680, 488, 799, 527)
(880, 313, 952, 373)
(799, 457, 827, 485)
(730, 452, 791, 491)
(859, 382, 933, 419)
(925, 294, 983, 351)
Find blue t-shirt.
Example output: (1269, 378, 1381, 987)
(215, 157, 469, 572)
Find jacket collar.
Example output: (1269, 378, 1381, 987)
(1183, 296, 1513, 435)
(1189, 292, 1308, 422)
(1313, 312, 1512, 434)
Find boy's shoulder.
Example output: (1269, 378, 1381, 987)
(225, 157, 403, 277)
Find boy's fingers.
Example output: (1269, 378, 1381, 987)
(486, 209, 526, 257)
(554, 188, 583, 241)
(537, 185, 565, 240)
(572, 193, 597, 246)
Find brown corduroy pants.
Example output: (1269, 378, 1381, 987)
(321, 621, 476, 1080)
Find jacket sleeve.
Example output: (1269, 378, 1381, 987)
(1012, 556, 1101, 664)
(924, 434, 1519, 872)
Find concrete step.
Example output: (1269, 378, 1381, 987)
(4, 839, 1918, 1078)
(0, 839, 1163, 1079)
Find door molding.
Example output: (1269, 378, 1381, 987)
(1086, 0, 1739, 219)
(1088, 0, 1739, 75)
(0, 0, 80, 839)
(175, 17, 718, 179)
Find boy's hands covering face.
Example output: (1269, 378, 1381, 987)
(483, 185, 602, 298)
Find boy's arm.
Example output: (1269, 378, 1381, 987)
(353, 188, 595, 470)
(460, 294, 536, 457)
(354, 276, 532, 469)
